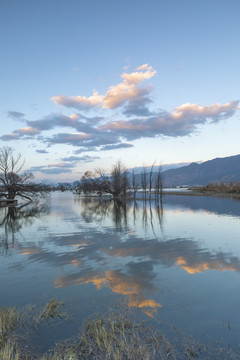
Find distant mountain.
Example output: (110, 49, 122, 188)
(162, 154, 240, 187)
(129, 162, 194, 174)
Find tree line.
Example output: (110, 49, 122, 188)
(0, 146, 163, 202)
(74, 161, 163, 201)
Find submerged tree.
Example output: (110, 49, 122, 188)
(149, 161, 156, 199)
(0, 146, 49, 202)
(76, 161, 129, 199)
(111, 161, 129, 198)
(154, 165, 163, 202)
(141, 166, 147, 200)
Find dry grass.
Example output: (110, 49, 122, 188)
(0, 299, 66, 360)
(1, 300, 240, 360)
(41, 311, 175, 360)
(33, 298, 66, 326)
(38, 311, 240, 360)
(0, 307, 21, 347)
(191, 182, 240, 194)
(78, 313, 174, 360)
(0, 341, 21, 360)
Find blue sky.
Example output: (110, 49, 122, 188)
(1, 0, 240, 182)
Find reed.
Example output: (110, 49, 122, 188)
(192, 181, 240, 194)
(0, 307, 20, 347)
(33, 298, 66, 325)
(1, 300, 239, 359)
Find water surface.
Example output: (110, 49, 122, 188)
(0, 192, 240, 353)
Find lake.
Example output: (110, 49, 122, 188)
(1, 191, 240, 355)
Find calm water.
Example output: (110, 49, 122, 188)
(1, 191, 240, 353)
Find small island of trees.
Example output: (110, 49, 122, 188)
(73, 161, 163, 202)
(0, 146, 50, 204)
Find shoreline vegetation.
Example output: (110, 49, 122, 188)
(2, 146, 240, 204)
(1, 300, 239, 360)
(60, 159, 240, 201)
(189, 182, 240, 199)
(75, 186, 240, 201)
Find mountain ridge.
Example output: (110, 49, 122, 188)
(162, 154, 240, 186)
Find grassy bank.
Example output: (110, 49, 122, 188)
(1, 300, 239, 359)
(190, 182, 240, 198)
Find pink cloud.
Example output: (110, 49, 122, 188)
(51, 64, 156, 110)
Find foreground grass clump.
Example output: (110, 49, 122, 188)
(42, 312, 174, 360)
(1, 300, 240, 360)
(81, 314, 173, 359)
(0, 299, 66, 360)
(34, 298, 65, 326)
(0, 307, 21, 347)
(0, 341, 21, 360)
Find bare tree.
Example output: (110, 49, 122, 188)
(77, 161, 129, 199)
(154, 165, 163, 202)
(149, 161, 156, 199)
(131, 169, 138, 199)
(77, 169, 110, 196)
(0, 146, 49, 202)
(122, 168, 129, 199)
(57, 182, 72, 192)
(110, 162, 122, 198)
(141, 166, 147, 200)
(111, 161, 129, 198)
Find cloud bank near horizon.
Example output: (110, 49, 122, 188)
(29, 155, 100, 175)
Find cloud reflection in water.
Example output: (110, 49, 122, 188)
(1, 195, 240, 318)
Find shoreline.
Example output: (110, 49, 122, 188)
(73, 189, 240, 201)
(163, 189, 240, 199)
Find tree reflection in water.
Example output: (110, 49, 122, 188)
(80, 197, 164, 234)
(1, 193, 240, 326)
(0, 202, 50, 255)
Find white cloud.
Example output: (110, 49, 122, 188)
(7, 111, 26, 121)
(173, 101, 238, 121)
(101, 100, 239, 139)
(45, 132, 93, 147)
(52, 91, 103, 109)
(62, 155, 100, 162)
(36, 149, 49, 154)
(50, 64, 156, 111)
(0, 133, 20, 141)
(15, 127, 41, 135)
(135, 64, 153, 71)
(47, 162, 76, 169)
(1, 65, 239, 155)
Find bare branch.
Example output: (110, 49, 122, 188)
(0, 147, 50, 202)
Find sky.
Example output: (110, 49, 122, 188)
(1, 0, 240, 182)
